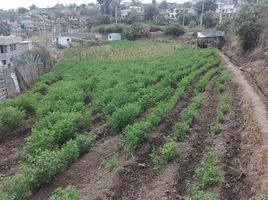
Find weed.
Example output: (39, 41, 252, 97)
(50, 186, 79, 200)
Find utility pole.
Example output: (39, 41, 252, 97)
(115, 5, 118, 24)
(200, 1, 205, 29)
(219, 2, 223, 23)
(182, 10, 185, 26)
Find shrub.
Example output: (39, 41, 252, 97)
(164, 23, 185, 36)
(50, 186, 79, 200)
(0, 107, 26, 131)
(160, 138, 180, 163)
(173, 122, 190, 141)
(33, 82, 48, 95)
(97, 24, 126, 34)
(125, 23, 150, 40)
(195, 152, 223, 188)
(210, 123, 221, 135)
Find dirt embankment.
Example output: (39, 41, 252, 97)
(222, 43, 268, 104)
(220, 52, 268, 199)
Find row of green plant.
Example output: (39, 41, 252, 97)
(3, 135, 94, 200)
(173, 68, 218, 141)
(123, 59, 220, 156)
(184, 151, 223, 200)
(210, 70, 230, 135)
(106, 55, 212, 134)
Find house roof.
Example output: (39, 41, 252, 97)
(197, 31, 225, 38)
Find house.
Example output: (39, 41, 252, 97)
(108, 33, 122, 41)
(216, 3, 237, 17)
(197, 31, 225, 48)
(0, 36, 32, 67)
(52, 36, 72, 47)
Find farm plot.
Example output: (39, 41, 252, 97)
(0, 41, 254, 200)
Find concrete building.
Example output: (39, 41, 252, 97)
(0, 36, 32, 67)
(108, 33, 122, 41)
(52, 36, 72, 47)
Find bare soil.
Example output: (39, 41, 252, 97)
(0, 126, 30, 176)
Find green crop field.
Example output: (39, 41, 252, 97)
(0, 41, 250, 200)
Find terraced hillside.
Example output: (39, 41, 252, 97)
(0, 41, 263, 200)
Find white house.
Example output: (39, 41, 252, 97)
(108, 33, 122, 41)
(0, 36, 32, 67)
(216, 3, 237, 16)
(53, 36, 72, 47)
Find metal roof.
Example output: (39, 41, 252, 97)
(197, 31, 225, 38)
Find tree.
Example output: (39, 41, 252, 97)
(194, 0, 217, 16)
(29, 4, 37, 10)
(159, 0, 168, 10)
(152, 0, 157, 5)
(234, 5, 262, 51)
(17, 7, 29, 15)
(144, 5, 159, 21)
(126, 11, 139, 24)
(202, 11, 217, 28)
(0, 22, 11, 36)
(177, 13, 197, 26)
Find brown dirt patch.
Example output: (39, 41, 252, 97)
(0, 126, 30, 176)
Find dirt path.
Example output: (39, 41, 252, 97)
(0, 127, 30, 176)
(219, 52, 268, 176)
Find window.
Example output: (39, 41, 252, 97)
(67, 38, 70, 42)
(10, 44, 16, 51)
(0, 45, 7, 53)
(2, 60, 6, 65)
(14, 44, 16, 51)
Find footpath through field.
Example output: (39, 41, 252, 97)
(219, 51, 268, 178)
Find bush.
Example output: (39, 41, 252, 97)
(173, 122, 190, 141)
(150, 25, 165, 32)
(195, 152, 223, 188)
(0, 107, 26, 131)
(234, 5, 262, 51)
(160, 138, 180, 162)
(33, 82, 48, 95)
(50, 186, 79, 200)
(97, 24, 126, 34)
(164, 23, 185, 36)
(125, 23, 150, 40)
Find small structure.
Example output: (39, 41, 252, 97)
(52, 36, 72, 47)
(0, 36, 32, 67)
(108, 33, 122, 41)
(197, 31, 225, 48)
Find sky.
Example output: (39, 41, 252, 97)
(0, 0, 190, 10)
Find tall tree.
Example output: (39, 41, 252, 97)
(17, 7, 29, 15)
(159, 0, 168, 10)
(144, 5, 159, 21)
(194, 0, 217, 16)
(0, 22, 11, 36)
(29, 4, 37, 10)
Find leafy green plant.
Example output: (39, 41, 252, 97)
(150, 138, 180, 166)
(160, 138, 180, 163)
(195, 151, 223, 188)
(0, 107, 26, 131)
(50, 186, 79, 200)
(210, 123, 221, 135)
(173, 122, 190, 141)
(103, 154, 119, 171)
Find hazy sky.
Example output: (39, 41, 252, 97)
(1, 0, 190, 10)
